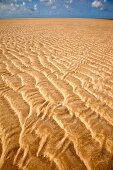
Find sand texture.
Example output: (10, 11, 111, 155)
(0, 18, 113, 170)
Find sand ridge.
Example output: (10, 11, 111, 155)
(0, 18, 113, 169)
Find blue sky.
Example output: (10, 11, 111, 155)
(0, 0, 113, 18)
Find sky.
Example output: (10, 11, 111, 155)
(0, 0, 113, 18)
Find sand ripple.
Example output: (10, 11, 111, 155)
(0, 19, 113, 170)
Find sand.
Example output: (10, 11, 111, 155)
(0, 18, 113, 170)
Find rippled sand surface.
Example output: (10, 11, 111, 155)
(0, 18, 113, 170)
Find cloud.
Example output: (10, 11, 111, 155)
(0, 0, 112, 18)
(68, 0, 73, 3)
(40, 0, 57, 11)
(51, 5, 56, 9)
(40, 0, 74, 12)
(64, 0, 73, 10)
(0, 4, 27, 14)
(40, 0, 55, 6)
(0, 0, 15, 3)
(33, 4, 38, 10)
(0, 0, 39, 17)
(91, 0, 103, 9)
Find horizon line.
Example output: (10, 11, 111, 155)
(0, 17, 113, 20)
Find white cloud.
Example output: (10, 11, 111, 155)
(68, 0, 73, 4)
(22, 2, 26, 6)
(0, 0, 15, 3)
(51, 5, 56, 9)
(40, 0, 55, 6)
(33, 4, 38, 11)
(64, 0, 73, 10)
(91, 0, 103, 9)
(0, 1, 39, 17)
(65, 4, 69, 9)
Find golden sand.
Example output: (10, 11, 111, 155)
(0, 18, 113, 170)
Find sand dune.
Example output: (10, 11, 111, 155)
(0, 18, 113, 169)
